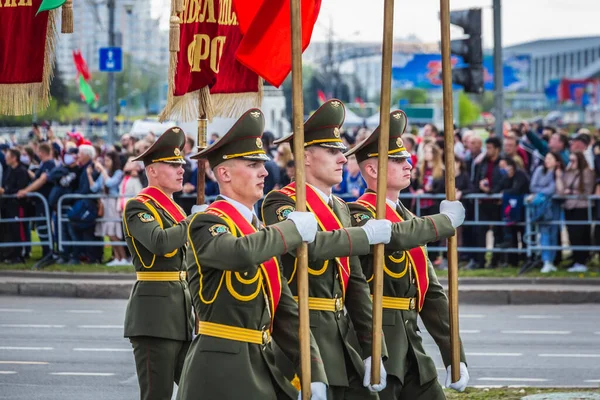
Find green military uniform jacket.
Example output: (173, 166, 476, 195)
(178, 198, 327, 400)
(348, 191, 466, 385)
(262, 189, 387, 388)
(122, 197, 193, 342)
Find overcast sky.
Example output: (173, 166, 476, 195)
(312, 0, 600, 48)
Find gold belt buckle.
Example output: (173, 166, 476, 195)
(334, 296, 343, 312)
(409, 298, 416, 310)
(179, 270, 186, 280)
(261, 326, 271, 348)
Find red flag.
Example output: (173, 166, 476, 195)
(317, 89, 326, 105)
(355, 96, 365, 108)
(233, 0, 322, 88)
(72, 50, 91, 81)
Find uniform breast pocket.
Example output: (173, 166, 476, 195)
(136, 284, 169, 297)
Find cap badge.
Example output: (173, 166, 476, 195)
(250, 111, 261, 119)
(330, 100, 341, 108)
(172, 128, 181, 133)
(174, 148, 181, 156)
(256, 138, 263, 148)
(333, 127, 341, 138)
(392, 113, 402, 120)
(396, 138, 403, 148)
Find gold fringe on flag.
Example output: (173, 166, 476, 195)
(174, 0, 184, 14)
(211, 78, 263, 118)
(0, 10, 58, 116)
(61, 0, 74, 34)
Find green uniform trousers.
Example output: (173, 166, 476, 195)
(328, 360, 379, 400)
(378, 371, 445, 400)
(130, 336, 190, 400)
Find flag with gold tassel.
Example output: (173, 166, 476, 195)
(0, 0, 59, 116)
(159, 0, 262, 122)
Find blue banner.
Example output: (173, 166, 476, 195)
(391, 53, 530, 92)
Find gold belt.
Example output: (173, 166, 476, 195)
(136, 271, 187, 281)
(292, 296, 344, 312)
(376, 296, 416, 310)
(198, 321, 271, 345)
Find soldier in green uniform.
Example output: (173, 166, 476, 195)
(122, 127, 194, 400)
(262, 99, 391, 399)
(178, 108, 328, 400)
(345, 110, 470, 399)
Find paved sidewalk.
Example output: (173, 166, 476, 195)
(1, 271, 599, 304)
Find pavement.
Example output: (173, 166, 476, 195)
(1, 270, 600, 304)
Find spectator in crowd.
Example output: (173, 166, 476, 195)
(469, 137, 504, 269)
(16, 143, 56, 258)
(528, 152, 564, 273)
(22, 146, 39, 178)
(189, 159, 219, 199)
(274, 143, 293, 187)
(503, 135, 526, 170)
(285, 160, 295, 184)
(558, 151, 596, 272)
(343, 155, 366, 201)
(525, 123, 570, 165)
(209, 132, 220, 145)
(465, 134, 483, 179)
(260, 131, 281, 195)
(497, 156, 530, 267)
(176, 135, 196, 214)
(0, 148, 32, 263)
(570, 133, 593, 169)
(401, 132, 418, 167)
(89, 151, 127, 266)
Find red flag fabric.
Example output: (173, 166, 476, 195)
(355, 96, 365, 108)
(72, 50, 91, 81)
(317, 89, 326, 105)
(0, 0, 56, 115)
(161, 1, 261, 120)
(233, 0, 322, 88)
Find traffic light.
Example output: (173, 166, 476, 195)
(450, 8, 484, 94)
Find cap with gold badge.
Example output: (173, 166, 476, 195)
(344, 110, 409, 164)
(274, 99, 347, 151)
(132, 126, 187, 167)
(190, 108, 270, 168)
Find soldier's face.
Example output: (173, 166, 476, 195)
(223, 159, 268, 205)
(387, 158, 412, 191)
(147, 162, 184, 193)
(305, 146, 347, 187)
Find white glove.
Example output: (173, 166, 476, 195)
(287, 211, 318, 243)
(360, 219, 392, 245)
(191, 204, 208, 214)
(440, 200, 465, 228)
(297, 381, 327, 400)
(445, 362, 469, 392)
(362, 356, 387, 392)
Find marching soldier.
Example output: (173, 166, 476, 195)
(122, 127, 194, 400)
(178, 109, 328, 400)
(345, 110, 470, 399)
(262, 99, 391, 399)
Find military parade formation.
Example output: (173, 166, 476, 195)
(122, 99, 469, 400)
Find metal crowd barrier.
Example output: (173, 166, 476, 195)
(0, 193, 53, 250)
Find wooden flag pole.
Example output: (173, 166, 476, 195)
(371, 0, 394, 384)
(439, 0, 461, 383)
(194, 110, 207, 335)
(290, 0, 311, 398)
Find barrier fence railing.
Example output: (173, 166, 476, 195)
(0, 192, 53, 250)
(2, 192, 598, 259)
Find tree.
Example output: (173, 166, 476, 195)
(50, 63, 70, 106)
(391, 88, 428, 107)
(458, 92, 481, 126)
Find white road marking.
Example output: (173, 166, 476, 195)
(478, 377, 549, 382)
(539, 353, 600, 358)
(0, 309, 33, 313)
(73, 348, 130, 352)
(517, 315, 562, 319)
(0, 347, 53, 351)
(501, 330, 570, 335)
(466, 352, 522, 356)
(0, 324, 65, 328)
(0, 371, 17, 374)
(584, 379, 600, 383)
(594, 332, 600, 335)
(120, 374, 139, 385)
(66, 310, 103, 314)
(77, 325, 123, 329)
(460, 314, 486, 318)
(0, 361, 49, 365)
(51, 372, 115, 376)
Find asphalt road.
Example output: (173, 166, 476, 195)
(0, 297, 599, 400)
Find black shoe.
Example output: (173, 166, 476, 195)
(32, 253, 58, 270)
(518, 259, 542, 275)
(7, 257, 25, 264)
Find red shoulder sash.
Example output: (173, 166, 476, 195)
(138, 186, 186, 224)
(279, 182, 350, 297)
(356, 192, 430, 311)
(206, 200, 282, 328)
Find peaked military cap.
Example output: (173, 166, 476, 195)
(191, 108, 270, 167)
(132, 126, 186, 167)
(345, 110, 409, 164)
(274, 99, 347, 150)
